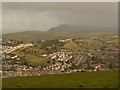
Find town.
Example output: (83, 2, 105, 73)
(1, 32, 119, 78)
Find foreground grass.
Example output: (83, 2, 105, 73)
(2, 71, 118, 88)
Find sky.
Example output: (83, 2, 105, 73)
(2, 2, 118, 33)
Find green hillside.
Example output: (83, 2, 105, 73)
(3, 31, 116, 43)
(3, 31, 75, 42)
(2, 71, 118, 88)
(3, 31, 57, 42)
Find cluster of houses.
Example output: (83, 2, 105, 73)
(3, 43, 33, 54)
(1, 34, 119, 78)
(2, 45, 119, 78)
(42, 49, 118, 73)
(46, 50, 73, 62)
(2, 53, 42, 78)
(59, 38, 73, 42)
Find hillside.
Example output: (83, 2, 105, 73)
(48, 24, 117, 32)
(2, 31, 87, 42)
(2, 29, 117, 43)
(2, 31, 66, 42)
(2, 71, 118, 88)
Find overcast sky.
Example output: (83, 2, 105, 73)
(2, 2, 118, 33)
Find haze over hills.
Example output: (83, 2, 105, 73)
(48, 24, 118, 32)
(3, 24, 118, 34)
(2, 24, 117, 42)
(2, 31, 73, 42)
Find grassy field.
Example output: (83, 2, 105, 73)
(2, 71, 118, 88)
(25, 54, 47, 66)
(63, 42, 80, 51)
(63, 40, 103, 51)
(27, 46, 43, 52)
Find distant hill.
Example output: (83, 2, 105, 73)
(2, 31, 58, 42)
(2, 24, 117, 42)
(48, 24, 117, 32)
(2, 31, 79, 42)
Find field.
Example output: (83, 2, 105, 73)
(63, 42, 80, 51)
(2, 71, 118, 88)
(25, 54, 48, 66)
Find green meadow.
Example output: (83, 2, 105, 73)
(2, 71, 118, 88)
(25, 54, 48, 66)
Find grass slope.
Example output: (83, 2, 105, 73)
(2, 71, 118, 88)
(63, 42, 80, 51)
(25, 54, 47, 66)
(3, 31, 117, 42)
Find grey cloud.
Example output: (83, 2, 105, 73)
(2, 2, 118, 33)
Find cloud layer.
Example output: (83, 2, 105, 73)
(2, 2, 118, 33)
